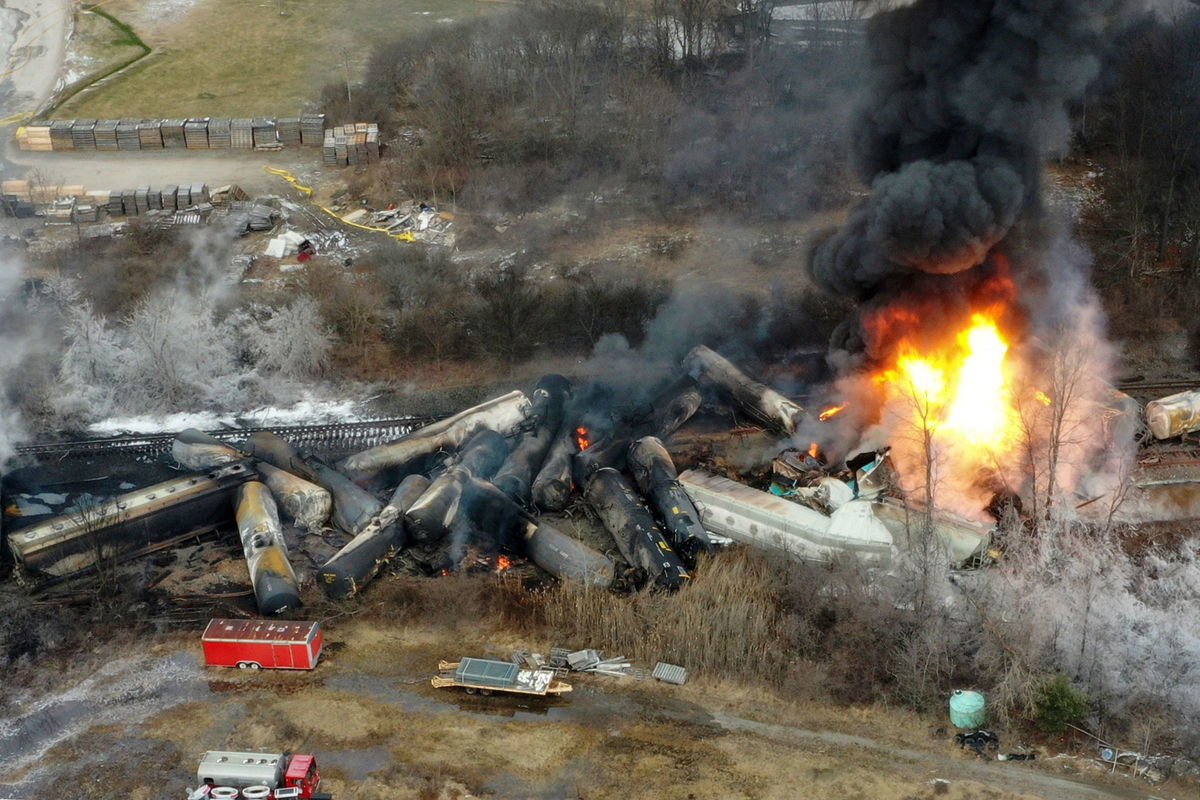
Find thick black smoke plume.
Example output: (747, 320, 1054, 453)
(812, 0, 1120, 300)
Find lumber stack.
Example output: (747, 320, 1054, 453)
(71, 120, 97, 150)
(231, 118, 254, 149)
(207, 118, 232, 149)
(117, 118, 141, 150)
(50, 121, 74, 150)
(93, 120, 119, 150)
(13, 114, 380, 165)
(322, 123, 380, 166)
(138, 119, 164, 149)
(252, 117, 279, 149)
(301, 113, 326, 145)
(161, 119, 187, 148)
(184, 118, 210, 148)
(16, 124, 52, 151)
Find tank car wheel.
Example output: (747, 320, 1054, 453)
(480, 689, 493, 696)
(465, 687, 477, 694)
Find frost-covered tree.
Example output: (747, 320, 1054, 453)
(242, 296, 333, 379)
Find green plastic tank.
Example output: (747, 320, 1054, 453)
(949, 689, 987, 729)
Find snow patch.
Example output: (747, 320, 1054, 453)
(87, 397, 367, 436)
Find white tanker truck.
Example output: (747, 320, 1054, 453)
(186, 751, 332, 799)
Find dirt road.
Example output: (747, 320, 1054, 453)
(2, 145, 322, 194)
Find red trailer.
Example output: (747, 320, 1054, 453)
(202, 619, 323, 670)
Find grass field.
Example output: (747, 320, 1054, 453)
(57, 0, 505, 119)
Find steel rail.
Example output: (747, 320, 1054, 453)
(15, 416, 445, 460)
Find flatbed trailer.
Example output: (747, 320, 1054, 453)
(431, 658, 572, 696)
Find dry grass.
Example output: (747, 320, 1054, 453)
(540, 549, 793, 682)
(58, 0, 502, 119)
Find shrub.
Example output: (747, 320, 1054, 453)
(1033, 673, 1090, 734)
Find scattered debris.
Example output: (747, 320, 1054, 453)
(955, 729, 1000, 758)
(652, 662, 688, 685)
(264, 230, 313, 258)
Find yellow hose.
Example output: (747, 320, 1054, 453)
(262, 166, 416, 242)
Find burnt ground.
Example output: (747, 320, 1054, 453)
(0, 603, 1187, 800)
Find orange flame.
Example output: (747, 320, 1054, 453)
(878, 313, 1017, 447)
(575, 426, 591, 451)
(873, 311, 1033, 515)
(497, 555, 513, 571)
(808, 441, 821, 459)
(819, 403, 848, 421)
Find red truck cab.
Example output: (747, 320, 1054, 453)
(284, 754, 322, 797)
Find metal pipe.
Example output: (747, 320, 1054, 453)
(318, 474, 430, 598)
(582, 467, 690, 590)
(234, 481, 302, 615)
(245, 431, 381, 535)
(683, 345, 803, 435)
(341, 390, 532, 475)
(628, 436, 712, 565)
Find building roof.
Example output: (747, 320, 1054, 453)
(202, 618, 319, 644)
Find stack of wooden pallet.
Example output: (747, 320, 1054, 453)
(183, 118, 210, 148)
(50, 121, 74, 150)
(162, 185, 178, 210)
(94, 120, 119, 150)
(231, 118, 254, 149)
(301, 113, 326, 145)
(116, 119, 141, 150)
(161, 119, 187, 148)
(73, 202, 100, 223)
(251, 117, 279, 149)
(207, 118, 232, 148)
(277, 117, 301, 146)
(17, 113, 329, 151)
(321, 123, 381, 166)
(138, 120, 163, 149)
(16, 123, 52, 151)
(71, 120, 97, 150)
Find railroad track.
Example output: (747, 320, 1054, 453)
(1117, 379, 1200, 396)
(15, 416, 444, 460)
